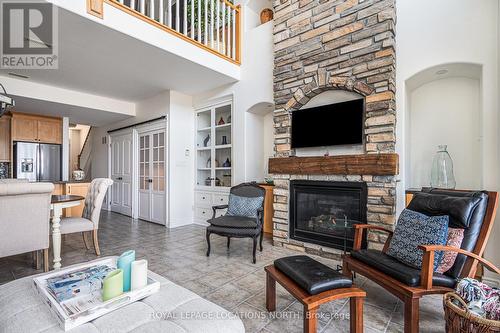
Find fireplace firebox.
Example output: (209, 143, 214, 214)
(289, 180, 368, 252)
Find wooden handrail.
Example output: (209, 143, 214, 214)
(419, 245, 500, 290)
(95, 0, 241, 64)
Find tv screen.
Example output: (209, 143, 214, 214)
(291, 99, 364, 148)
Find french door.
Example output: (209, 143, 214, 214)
(138, 130, 166, 224)
(110, 132, 133, 216)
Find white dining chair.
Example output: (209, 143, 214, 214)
(60, 178, 113, 256)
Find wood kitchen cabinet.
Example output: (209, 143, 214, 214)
(11, 112, 62, 144)
(65, 182, 90, 217)
(0, 115, 11, 161)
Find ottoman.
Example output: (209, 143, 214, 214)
(265, 255, 366, 333)
(0, 270, 244, 333)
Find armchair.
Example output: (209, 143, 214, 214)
(342, 189, 498, 333)
(206, 183, 266, 264)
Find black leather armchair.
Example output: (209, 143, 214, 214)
(206, 182, 266, 264)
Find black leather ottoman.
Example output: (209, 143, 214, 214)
(265, 255, 366, 333)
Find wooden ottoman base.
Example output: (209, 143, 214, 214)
(265, 265, 366, 333)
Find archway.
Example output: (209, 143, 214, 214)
(405, 63, 482, 189)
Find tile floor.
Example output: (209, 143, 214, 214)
(0, 211, 446, 332)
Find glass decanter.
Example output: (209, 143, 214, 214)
(430, 145, 456, 189)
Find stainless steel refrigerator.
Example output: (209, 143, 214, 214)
(14, 142, 62, 182)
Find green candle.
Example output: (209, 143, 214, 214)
(102, 269, 124, 301)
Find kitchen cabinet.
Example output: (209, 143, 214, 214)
(65, 182, 90, 217)
(11, 113, 62, 144)
(0, 116, 11, 161)
(50, 182, 90, 217)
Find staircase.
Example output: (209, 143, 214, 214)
(78, 127, 93, 179)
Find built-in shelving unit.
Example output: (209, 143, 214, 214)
(195, 101, 233, 189)
(194, 100, 233, 224)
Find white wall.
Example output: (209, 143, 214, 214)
(408, 77, 481, 189)
(168, 91, 195, 227)
(397, 0, 500, 280)
(193, 21, 274, 184)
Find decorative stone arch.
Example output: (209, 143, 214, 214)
(283, 72, 376, 112)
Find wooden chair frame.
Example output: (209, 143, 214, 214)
(342, 191, 498, 333)
(265, 265, 366, 333)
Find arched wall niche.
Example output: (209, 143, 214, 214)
(404, 62, 483, 189)
(245, 101, 274, 182)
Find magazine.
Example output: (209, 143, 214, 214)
(45, 265, 114, 316)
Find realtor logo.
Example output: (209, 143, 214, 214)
(1, 0, 58, 69)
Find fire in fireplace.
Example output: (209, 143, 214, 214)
(289, 180, 367, 252)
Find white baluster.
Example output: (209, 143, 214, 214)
(159, 0, 164, 23)
(140, 0, 145, 14)
(216, 0, 220, 51)
(183, 0, 187, 35)
(119, 0, 124, 4)
(150, 0, 155, 20)
(190, 0, 194, 39)
(197, 0, 201, 41)
(232, 8, 236, 60)
(210, 0, 214, 48)
(130, 0, 136, 10)
(168, 0, 172, 27)
(221, 2, 225, 54)
(204, 0, 208, 45)
(227, 6, 231, 57)
(176, 0, 180, 31)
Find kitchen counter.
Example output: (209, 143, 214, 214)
(51, 180, 91, 184)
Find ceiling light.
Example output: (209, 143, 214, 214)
(436, 69, 448, 75)
(8, 72, 29, 79)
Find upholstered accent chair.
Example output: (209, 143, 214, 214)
(206, 183, 266, 264)
(60, 178, 113, 256)
(342, 189, 498, 333)
(0, 179, 54, 272)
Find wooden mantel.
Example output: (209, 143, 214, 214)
(268, 153, 399, 176)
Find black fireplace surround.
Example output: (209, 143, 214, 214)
(289, 180, 368, 252)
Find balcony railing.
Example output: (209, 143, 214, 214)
(91, 0, 241, 64)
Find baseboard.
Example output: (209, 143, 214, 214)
(482, 276, 500, 288)
(168, 217, 194, 228)
(193, 220, 209, 227)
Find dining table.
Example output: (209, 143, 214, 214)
(51, 195, 85, 270)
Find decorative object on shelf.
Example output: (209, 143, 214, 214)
(72, 169, 85, 181)
(204, 177, 212, 186)
(102, 269, 124, 301)
(223, 158, 231, 168)
(430, 145, 456, 189)
(221, 135, 228, 145)
(218, 116, 225, 125)
(264, 176, 274, 185)
(222, 174, 231, 187)
(203, 134, 210, 147)
(206, 157, 211, 168)
(227, 115, 231, 124)
(131, 260, 148, 291)
(215, 177, 222, 186)
(117, 250, 135, 292)
(260, 8, 273, 24)
(215, 159, 220, 168)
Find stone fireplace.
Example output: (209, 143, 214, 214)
(270, 0, 397, 258)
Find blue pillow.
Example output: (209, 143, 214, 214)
(227, 194, 264, 218)
(387, 209, 449, 271)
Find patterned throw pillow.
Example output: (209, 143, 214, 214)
(435, 228, 465, 274)
(227, 194, 264, 218)
(387, 209, 449, 270)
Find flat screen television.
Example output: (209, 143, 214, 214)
(291, 99, 364, 148)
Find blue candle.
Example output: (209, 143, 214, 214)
(117, 250, 135, 292)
